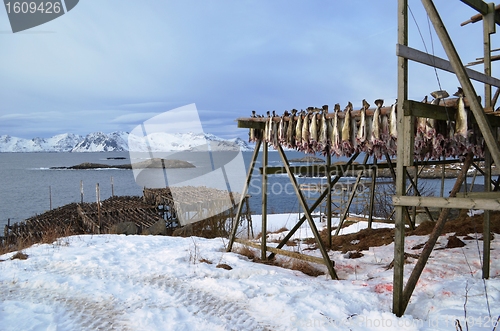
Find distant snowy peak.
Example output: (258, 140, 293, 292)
(128, 132, 253, 152)
(0, 133, 83, 152)
(0, 132, 252, 152)
(71, 132, 129, 152)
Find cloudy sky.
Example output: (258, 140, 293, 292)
(0, 1, 497, 140)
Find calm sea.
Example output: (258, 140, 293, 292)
(0, 151, 466, 230)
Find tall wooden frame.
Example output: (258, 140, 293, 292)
(393, 0, 500, 316)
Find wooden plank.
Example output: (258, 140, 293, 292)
(406, 100, 500, 126)
(393, 195, 500, 210)
(460, 0, 500, 26)
(238, 120, 265, 129)
(234, 238, 329, 266)
(396, 44, 500, 87)
(456, 191, 500, 199)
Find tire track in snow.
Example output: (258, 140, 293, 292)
(2, 259, 278, 331)
(0, 281, 128, 330)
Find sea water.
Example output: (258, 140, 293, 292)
(0, 151, 473, 230)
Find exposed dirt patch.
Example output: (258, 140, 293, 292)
(445, 235, 466, 248)
(320, 211, 500, 253)
(216, 263, 233, 270)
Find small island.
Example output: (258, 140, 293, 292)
(50, 158, 195, 170)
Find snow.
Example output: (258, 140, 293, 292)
(1, 213, 499, 330)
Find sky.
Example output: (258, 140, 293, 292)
(0, 1, 498, 140)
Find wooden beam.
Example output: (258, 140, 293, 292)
(456, 191, 500, 198)
(461, 0, 489, 15)
(401, 152, 474, 314)
(460, 0, 500, 26)
(238, 120, 265, 129)
(277, 144, 338, 280)
(227, 139, 262, 252)
(266, 153, 360, 261)
(422, 0, 500, 173)
(393, 195, 500, 210)
(234, 238, 330, 266)
(406, 100, 500, 126)
(396, 44, 500, 87)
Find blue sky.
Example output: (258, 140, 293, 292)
(0, 1, 497, 140)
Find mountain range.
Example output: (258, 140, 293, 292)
(0, 132, 253, 152)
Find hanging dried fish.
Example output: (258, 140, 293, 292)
(331, 104, 341, 156)
(295, 110, 304, 151)
(389, 100, 398, 139)
(249, 110, 256, 142)
(263, 111, 271, 142)
(356, 100, 369, 151)
(370, 99, 384, 159)
(309, 109, 319, 151)
(428, 90, 449, 159)
(341, 102, 354, 156)
(388, 100, 398, 156)
(318, 108, 328, 154)
(302, 109, 312, 153)
(271, 111, 279, 148)
(286, 109, 297, 148)
(278, 111, 288, 145)
(454, 87, 469, 142)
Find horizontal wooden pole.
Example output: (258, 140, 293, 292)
(406, 100, 500, 126)
(261, 163, 383, 175)
(396, 44, 500, 87)
(392, 195, 500, 211)
(460, 0, 500, 26)
(455, 192, 500, 199)
(235, 238, 330, 266)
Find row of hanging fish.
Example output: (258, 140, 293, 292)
(249, 99, 398, 159)
(248, 89, 484, 160)
(413, 88, 484, 160)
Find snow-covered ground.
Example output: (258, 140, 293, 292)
(1, 214, 499, 331)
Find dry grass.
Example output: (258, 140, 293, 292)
(0, 224, 79, 256)
(234, 244, 256, 260)
(199, 258, 213, 264)
(288, 258, 325, 277)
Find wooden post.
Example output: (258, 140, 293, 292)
(402, 152, 473, 313)
(111, 176, 115, 197)
(261, 141, 268, 261)
(334, 171, 363, 236)
(227, 139, 262, 252)
(326, 147, 332, 247)
(394, 0, 408, 317)
(482, 2, 495, 280)
(368, 158, 377, 229)
(96, 183, 101, 234)
(80, 180, 84, 204)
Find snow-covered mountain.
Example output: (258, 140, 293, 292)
(0, 133, 83, 152)
(0, 132, 253, 152)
